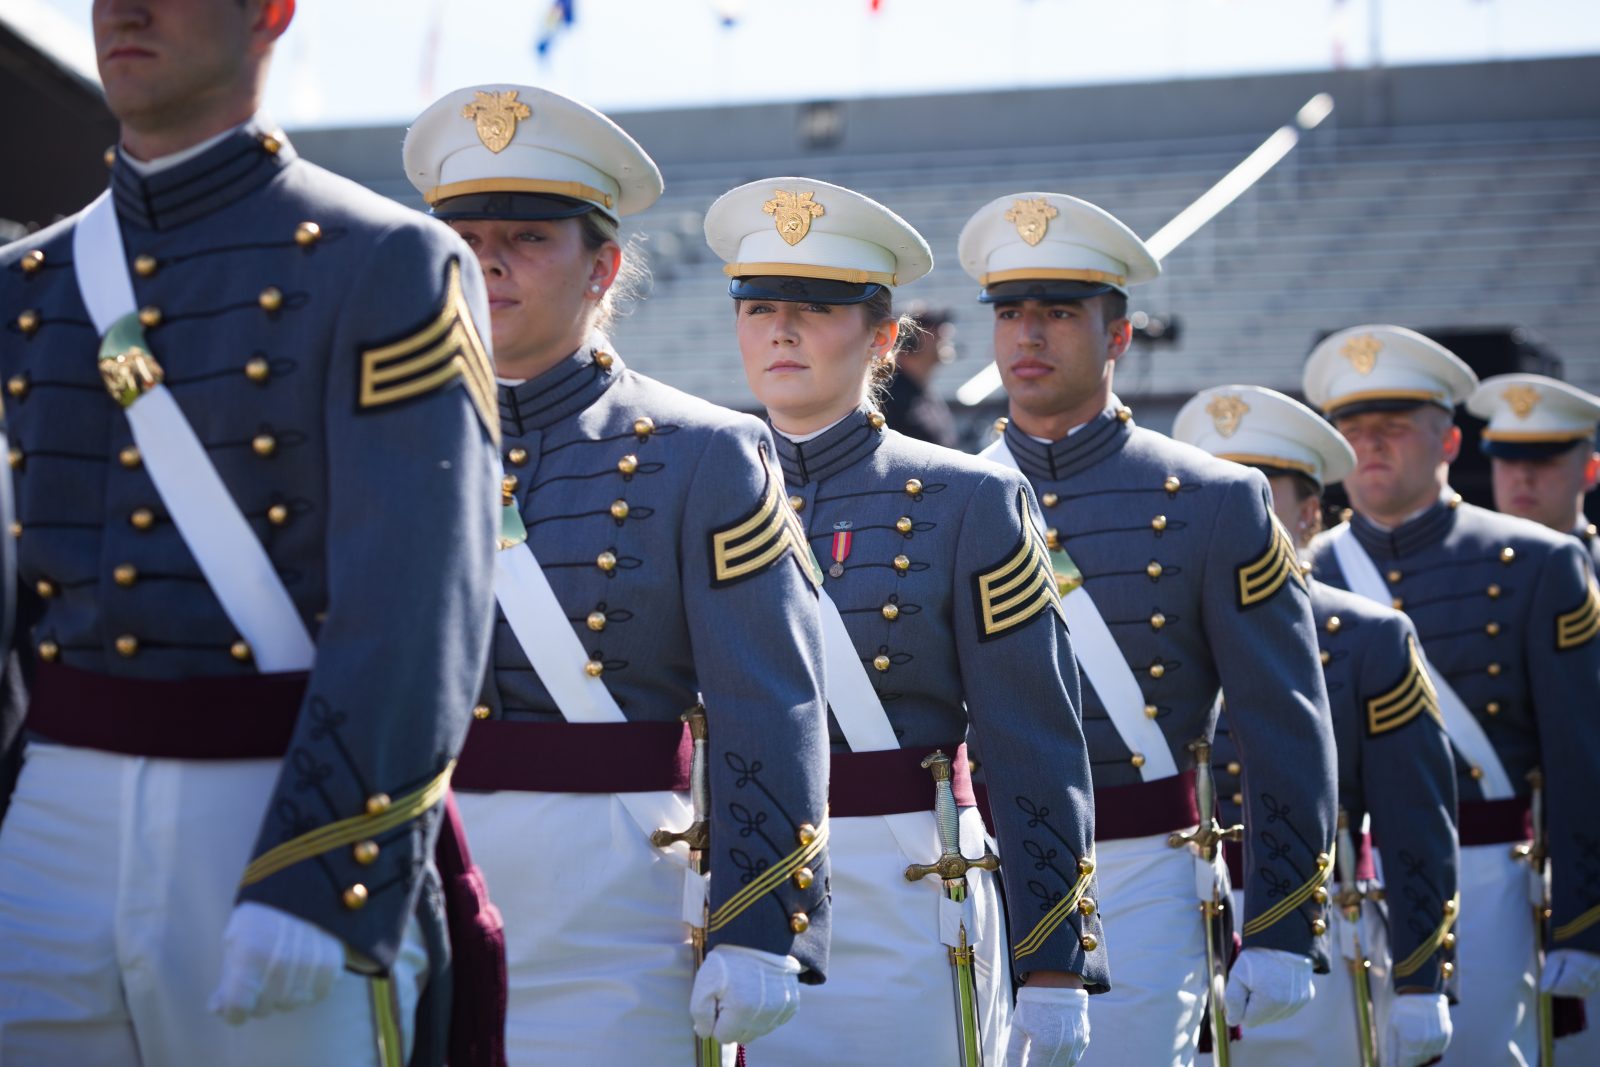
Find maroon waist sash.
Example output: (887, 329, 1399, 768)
(828, 742, 974, 818)
(973, 768, 1198, 841)
(453, 718, 693, 794)
(1459, 796, 1532, 847)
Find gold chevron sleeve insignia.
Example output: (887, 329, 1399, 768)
(1366, 635, 1443, 736)
(1555, 580, 1600, 651)
(358, 259, 498, 443)
(975, 488, 1065, 640)
(1237, 516, 1306, 608)
(710, 448, 814, 588)
(1393, 893, 1460, 978)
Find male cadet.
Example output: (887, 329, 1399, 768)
(1468, 373, 1600, 574)
(0, 2, 499, 1065)
(963, 191, 1339, 1065)
(1176, 385, 1459, 1067)
(1467, 372, 1600, 1062)
(1305, 326, 1600, 1066)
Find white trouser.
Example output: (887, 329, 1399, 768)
(1081, 830, 1209, 1066)
(1440, 842, 1538, 1067)
(456, 789, 701, 1067)
(1555, 994, 1600, 1062)
(0, 743, 427, 1067)
(746, 808, 1010, 1065)
(1230, 897, 1393, 1065)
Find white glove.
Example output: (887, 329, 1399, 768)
(208, 902, 345, 1024)
(689, 945, 802, 1044)
(1222, 947, 1314, 1028)
(1384, 992, 1452, 1067)
(1004, 986, 1090, 1067)
(1540, 948, 1600, 998)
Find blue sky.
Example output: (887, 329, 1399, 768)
(31, 0, 1600, 126)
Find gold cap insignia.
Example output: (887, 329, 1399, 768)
(763, 190, 825, 246)
(1206, 393, 1250, 438)
(1502, 384, 1541, 419)
(1341, 334, 1382, 375)
(1003, 198, 1059, 247)
(461, 90, 532, 154)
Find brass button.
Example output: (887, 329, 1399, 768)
(119, 445, 141, 468)
(1080, 934, 1099, 951)
(259, 133, 282, 155)
(788, 494, 804, 513)
(1448, 494, 1463, 510)
(905, 478, 923, 497)
(267, 503, 290, 526)
(17, 309, 39, 335)
(1163, 475, 1181, 494)
(500, 474, 519, 503)
(584, 659, 604, 678)
(1485, 621, 1500, 636)
(895, 516, 913, 534)
(1146, 561, 1163, 579)
(893, 554, 910, 572)
(258, 287, 283, 312)
(35, 579, 55, 598)
(1149, 612, 1166, 631)
(881, 602, 899, 621)
(873, 654, 891, 672)
(1499, 546, 1515, 564)
(138, 306, 161, 328)
(1042, 493, 1060, 508)
(115, 634, 139, 657)
(617, 454, 639, 475)
(610, 499, 630, 520)
(1386, 570, 1401, 584)
(633, 416, 655, 437)
(1486, 701, 1501, 715)
(1227, 761, 1242, 776)
(1144, 704, 1159, 720)
(6, 375, 27, 398)
(1045, 528, 1061, 551)
(10, 521, 20, 538)
(1233, 792, 1244, 805)
(596, 551, 617, 572)
(1315, 852, 1332, 870)
(1117, 406, 1133, 423)
(593, 351, 614, 370)
(867, 412, 886, 430)
(1320, 650, 1331, 666)
(245, 357, 271, 383)
(294, 221, 322, 246)
(796, 823, 818, 846)
(1077, 857, 1095, 874)
(365, 793, 392, 815)
(1442, 961, 1455, 979)
(38, 639, 59, 662)
(1151, 514, 1167, 532)
(251, 433, 277, 457)
(353, 840, 379, 866)
(104, 145, 116, 167)
(1443, 898, 1457, 916)
(792, 866, 815, 890)
(8, 448, 21, 470)
(1130, 753, 1146, 768)
(1148, 662, 1165, 679)
(1312, 886, 1329, 905)
(130, 507, 155, 531)
(587, 612, 607, 632)
(473, 704, 491, 720)
(1487, 662, 1502, 677)
(1487, 584, 1501, 599)
(20, 249, 43, 274)
(1391, 598, 1404, 611)
(230, 640, 252, 662)
(507, 447, 528, 466)
(789, 911, 810, 934)
(113, 564, 138, 587)
(1077, 897, 1096, 916)
(1311, 918, 1328, 936)
(1325, 616, 1342, 634)
(133, 254, 157, 277)
(1443, 932, 1457, 950)
(342, 884, 368, 910)
(992, 417, 1008, 435)
(1469, 765, 1484, 780)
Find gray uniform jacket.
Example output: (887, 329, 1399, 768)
(997, 407, 1338, 965)
(778, 409, 1106, 988)
(0, 122, 500, 971)
(476, 345, 832, 977)
(1213, 580, 1460, 994)
(1311, 496, 1600, 956)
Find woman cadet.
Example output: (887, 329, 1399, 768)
(704, 177, 1105, 1067)
(401, 87, 832, 1064)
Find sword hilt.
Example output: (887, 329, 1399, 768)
(652, 706, 711, 851)
(1167, 737, 1244, 859)
(904, 750, 1000, 883)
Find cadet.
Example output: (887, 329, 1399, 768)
(1304, 326, 1600, 1065)
(705, 177, 1101, 1067)
(402, 88, 831, 1063)
(1176, 385, 1459, 1067)
(0, 2, 499, 1064)
(1468, 373, 1600, 574)
(963, 191, 1339, 1065)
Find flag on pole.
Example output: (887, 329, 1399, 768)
(536, 0, 575, 58)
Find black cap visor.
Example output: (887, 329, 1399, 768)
(1480, 436, 1594, 461)
(431, 191, 595, 222)
(979, 278, 1118, 305)
(1327, 397, 1451, 421)
(729, 275, 883, 306)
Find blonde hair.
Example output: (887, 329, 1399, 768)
(577, 211, 650, 341)
(862, 287, 916, 412)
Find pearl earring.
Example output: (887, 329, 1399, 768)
(590, 284, 602, 294)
